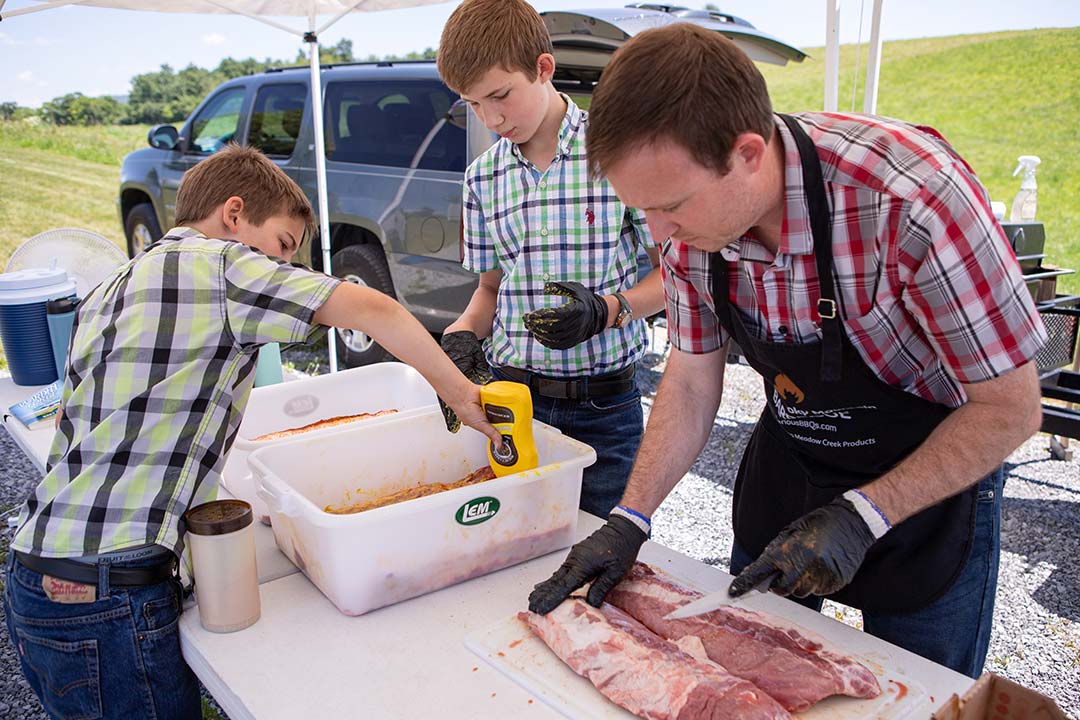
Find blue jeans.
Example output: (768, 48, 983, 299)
(492, 367, 644, 518)
(730, 468, 1003, 679)
(4, 553, 201, 720)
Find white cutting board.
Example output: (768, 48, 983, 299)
(465, 614, 931, 720)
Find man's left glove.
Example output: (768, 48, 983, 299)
(439, 331, 492, 433)
(528, 515, 647, 614)
(522, 281, 608, 350)
(729, 495, 877, 599)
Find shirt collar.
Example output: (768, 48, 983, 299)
(508, 93, 582, 166)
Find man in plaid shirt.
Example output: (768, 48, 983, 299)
(531, 25, 1046, 679)
(4, 145, 500, 719)
(436, 0, 665, 517)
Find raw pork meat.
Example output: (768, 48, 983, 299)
(605, 563, 881, 712)
(521, 599, 791, 720)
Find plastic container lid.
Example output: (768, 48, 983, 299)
(47, 296, 80, 314)
(184, 500, 253, 536)
(0, 268, 77, 305)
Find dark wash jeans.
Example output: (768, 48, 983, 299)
(4, 552, 201, 720)
(730, 467, 1004, 679)
(492, 367, 644, 518)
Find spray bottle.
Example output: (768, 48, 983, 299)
(1010, 155, 1041, 223)
(480, 381, 539, 477)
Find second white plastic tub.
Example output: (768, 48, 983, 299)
(250, 409, 596, 616)
(222, 362, 438, 521)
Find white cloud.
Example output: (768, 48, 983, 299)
(17, 71, 34, 82)
(202, 33, 226, 47)
(33, 36, 53, 47)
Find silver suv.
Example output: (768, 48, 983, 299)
(118, 5, 803, 366)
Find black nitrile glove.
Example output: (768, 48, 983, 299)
(730, 496, 877, 599)
(522, 281, 609, 350)
(528, 515, 647, 614)
(439, 331, 492, 433)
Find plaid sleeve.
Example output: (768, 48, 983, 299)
(901, 163, 1047, 383)
(222, 244, 342, 349)
(462, 169, 496, 273)
(661, 239, 725, 353)
(627, 206, 655, 249)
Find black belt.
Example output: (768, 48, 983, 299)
(15, 551, 177, 587)
(496, 365, 636, 401)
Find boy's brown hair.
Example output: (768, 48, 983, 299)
(437, 0, 554, 94)
(587, 23, 774, 178)
(174, 144, 315, 241)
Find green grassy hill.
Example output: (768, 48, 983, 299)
(761, 27, 1080, 290)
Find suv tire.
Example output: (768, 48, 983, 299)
(332, 243, 396, 367)
(124, 202, 163, 258)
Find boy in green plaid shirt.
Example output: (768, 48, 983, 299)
(5, 145, 500, 720)
(437, 0, 666, 518)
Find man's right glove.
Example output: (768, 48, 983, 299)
(528, 515, 647, 614)
(439, 331, 492, 433)
(729, 495, 877, 600)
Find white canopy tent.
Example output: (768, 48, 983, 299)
(0, 0, 455, 373)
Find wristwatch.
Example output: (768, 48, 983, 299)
(612, 292, 634, 329)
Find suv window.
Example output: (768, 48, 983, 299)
(324, 80, 465, 172)
(189, 87, 245, 154)
(250, 84, 307, 158)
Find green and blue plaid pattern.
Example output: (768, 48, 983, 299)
(462, 97, 653, 377)
(13, 228, 340, 558)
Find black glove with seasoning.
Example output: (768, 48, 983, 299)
(729, 496, 877, 599)
(528, 515, 647, 614)
(439, 331, 492, 433)
(522, 281, 609, 351)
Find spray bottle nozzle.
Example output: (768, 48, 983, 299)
(1013, 155, 1042, 177)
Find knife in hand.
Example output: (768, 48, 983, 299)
(662, 571, 780, 620)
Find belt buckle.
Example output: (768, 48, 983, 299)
(537, 377, 580, 400)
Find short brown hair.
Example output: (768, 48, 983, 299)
(587, 23, 774, 177)
(174, 144, 314, 241)
(437, 0, 554, 93)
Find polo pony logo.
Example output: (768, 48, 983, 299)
(585, 208, 595, 225)
(774, 374, 804, 404)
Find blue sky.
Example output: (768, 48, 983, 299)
(1, 0, 1077, 107)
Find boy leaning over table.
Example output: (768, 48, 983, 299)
(3, 144, 502, 720)
(436, 0, 666, 519)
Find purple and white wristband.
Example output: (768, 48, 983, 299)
(842, 489, 891, 539)
(610, 505, 651, 535)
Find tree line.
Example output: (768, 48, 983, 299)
(0, 39, 437, 126)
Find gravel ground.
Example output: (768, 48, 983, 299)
(1, 338, 1078, 718)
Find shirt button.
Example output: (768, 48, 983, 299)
(539, 180, 547, 189)
(541, 228, 548, 236)
(778, 325, 789, 335)
(543, 273, 550, 280)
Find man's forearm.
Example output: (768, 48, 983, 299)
(862, 362, 1041, 524)
(621, 345, 729, 516)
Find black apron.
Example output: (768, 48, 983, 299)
(714, 114, 978, 613)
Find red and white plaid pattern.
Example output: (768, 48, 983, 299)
(662, 112, 1046, 407)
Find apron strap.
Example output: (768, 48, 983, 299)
(778, 114, 843, 382)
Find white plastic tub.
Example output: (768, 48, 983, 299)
(223, 362, 437, 522)
(250, 409, 596, 616)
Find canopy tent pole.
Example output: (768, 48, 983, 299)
(824, 0, 841, 111)
(306, 27, 338, 373)
(863, 0, 885, 114)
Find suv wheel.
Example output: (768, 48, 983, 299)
(124, 202, 163, 258)
(332, 244, 396, 367)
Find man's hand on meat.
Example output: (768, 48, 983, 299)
(528, 515, 647, 614)
(730, 496, 877, 599)
(439, 330, 493, 432)
(522, 281, 610, 350)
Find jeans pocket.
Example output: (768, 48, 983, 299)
(14, 629, 103, 720)
(141, 585, 180, 631)
(586, 388, 642, 412)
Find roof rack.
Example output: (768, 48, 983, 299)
(263, 58, 435, 74)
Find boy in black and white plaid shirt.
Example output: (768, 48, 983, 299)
(6, 144, 500, 720)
